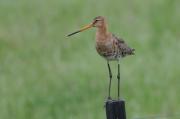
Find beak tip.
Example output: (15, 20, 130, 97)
(67, 31, 80, 37)
(67, 23, 93, 37)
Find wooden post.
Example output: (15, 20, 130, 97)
(105, 99, 126, 119)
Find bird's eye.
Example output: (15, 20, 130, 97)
(95, 19, 101, 21)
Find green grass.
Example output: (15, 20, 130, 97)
(0, 0, 180, 119)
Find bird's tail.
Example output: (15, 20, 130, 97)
(128, 48, 135, 55)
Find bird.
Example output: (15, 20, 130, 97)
(67, 16, 135, 100)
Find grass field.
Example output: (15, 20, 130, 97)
(0, 0, 180, 119)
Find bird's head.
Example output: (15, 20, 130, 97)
(67, 16, 106, 37)
(92, 16, 105, 27)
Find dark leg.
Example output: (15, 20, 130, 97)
(117, 61, 120, 99)
(107, 61, 112, 99)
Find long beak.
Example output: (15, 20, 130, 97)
(67, 23, 93, 37)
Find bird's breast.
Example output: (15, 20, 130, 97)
(95, 40, 117, 60)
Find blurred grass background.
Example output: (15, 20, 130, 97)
(0, 0, 180, 119)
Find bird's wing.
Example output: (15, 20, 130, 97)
(112, 34, 128, 50)
(112, 34, 135, 56)
(112, 34, 124, 43)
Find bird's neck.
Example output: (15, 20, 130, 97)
(96, 24, 109, 41)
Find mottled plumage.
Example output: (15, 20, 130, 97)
(67, 16, 135, 99)
(96, 33, 135, 61)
